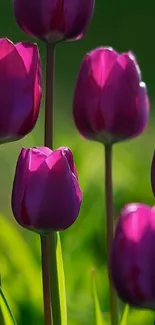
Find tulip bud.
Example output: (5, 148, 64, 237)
(73, 47, 149, 144)
(12, 146, 82, 232)
(13, 0, 95, 43)
(0, 38, 42, 143)
(110, 203, 155, 309)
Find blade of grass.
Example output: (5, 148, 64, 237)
(48, 232, 67, 325)
(92, 269, 107, 325)
(120, 305, 129, 325)
(0, 286, 17, 325)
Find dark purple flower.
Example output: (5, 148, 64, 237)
(0, 38, 42, 143)
(111, 203, 155, 309)
(12, 146, 82, 232)
(73, 47, 149, 144)
(13, 0, 95, 43)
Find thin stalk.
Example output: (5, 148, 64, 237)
(44, 43, 62, 324)
(44, 43, 55, 148)
(104, 144, 118, 325)
(41, 235, 53, 325)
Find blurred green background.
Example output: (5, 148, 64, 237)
(0, 1, 155, 324)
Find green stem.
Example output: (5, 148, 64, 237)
(0, 287, 17, 325)
(44, 43, 63, 324)
(104, 144, 118, 325)
(44, 43, 55, 148)
(41, 235, 53, 325)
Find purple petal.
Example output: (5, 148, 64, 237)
(17, 42, 42, 136)
(38, 146, 53, 156)
(0, 40, 42, 141)
(12, 148, 30, 225)
(24, 150, 81, 230)
(73, 47, 118, 138)
(58, 146, 78, 179)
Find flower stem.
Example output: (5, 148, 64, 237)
(104, 144, 118, 325)
(44, 43, 63, 324)
(40, 235, 53, 325)
(44, 43, 55, 148)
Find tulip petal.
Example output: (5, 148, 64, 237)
(64, 0, 95, 39)
(16, 42, 42, 136)
(12, 148, 30, 225)
(73, 48, 118, 139)
(99, 53, 147, 139)
(59, 146, 78, 179)
(22, 150, 61, 229)
(0, 40, 42, 142)
(28, 148, 49, 171)
(38, 146, 52, 156)
(16, 42, 39, 74)
(39, 151, 82, 230)
(24, 150, 81, 230)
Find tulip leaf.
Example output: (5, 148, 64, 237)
(119, 305, 129, 325)
(0, 286, 17, 325)
(48, 232, 67, 325)
(0, 304, 5, 325)
(92, 269, 108, 325)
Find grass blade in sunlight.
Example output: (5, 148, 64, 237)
(120, 305, 129, 325)
(92, 269, 107, 325)
(0, 286, 17, 325)
(49, 232, 67, 325)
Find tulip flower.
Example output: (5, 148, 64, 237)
(73, 47, 149, 144)
(13, 0, 95, 43)
(12, 146, 82, 232)
(110, 203, 155, 309)
(0, 38, 42, 143)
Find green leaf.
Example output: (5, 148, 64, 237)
(119, 305, 129, 325)
(48, 232, 67, 325)
(92, 269, 107, 325)
(0, 304, 5, 325)
(0, 286, 17, 325)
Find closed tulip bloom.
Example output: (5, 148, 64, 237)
(111, 203, 155, 309)
(13, 0, 95, 43)
(73, 47, 149, 144)
(12, 146, 82, 232)
(0, 38, 42, 143)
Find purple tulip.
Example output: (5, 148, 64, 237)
(73, 47, 149, 144)
(110, 203, 155, 309)
(0, 38, 42, 143)
(13, 0, 95, 43)
(12, 146, 82, 232)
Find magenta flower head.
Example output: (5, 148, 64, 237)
(0, 38, 42, 143)
(73, 47, 149, 144)
(151, 151, 155, 196)
(13, 0, 95, 43)
(110, 203, 155, 310)
(12, 146, 82, 233)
